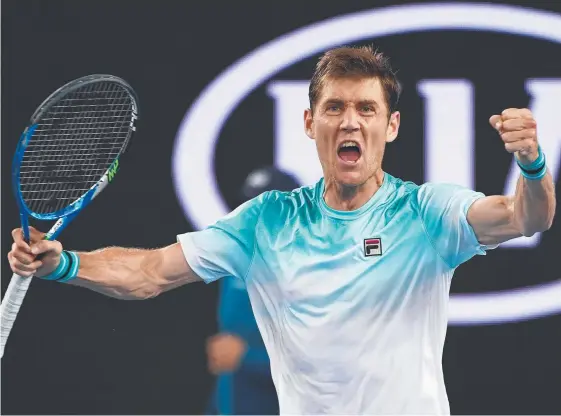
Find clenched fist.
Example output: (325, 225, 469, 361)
(8, 226, 63, 278)
(490, 108, 539, 165)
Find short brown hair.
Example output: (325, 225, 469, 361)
(308, 45, 402, 115)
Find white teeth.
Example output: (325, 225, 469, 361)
(340, 141, 359, 148)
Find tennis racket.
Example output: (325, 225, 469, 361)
(1, 74, 139, 358)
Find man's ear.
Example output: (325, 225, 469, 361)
(304, 108, 314, 140)
(385, 111, 400, 143)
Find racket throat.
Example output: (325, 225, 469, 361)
(19, 212, 31, 242)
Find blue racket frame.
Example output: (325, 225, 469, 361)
(12, 123, 120, 243)
(11, 74, 137, 244)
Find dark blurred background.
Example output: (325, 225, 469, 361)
(2, 0, 560, 414)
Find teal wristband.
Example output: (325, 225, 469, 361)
(40, 251, 70, 281)
(517, 146, 547, 180)
(57, 251, 80, 283)
(520, 164, 548, 180)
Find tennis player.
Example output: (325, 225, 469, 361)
(8, 45, 556, 414)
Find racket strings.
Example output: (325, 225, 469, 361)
(19, 81, 134, 214)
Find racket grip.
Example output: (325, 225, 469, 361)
(0, 273, 33, 358)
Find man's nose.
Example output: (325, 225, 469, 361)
(340, 108, 360, 132)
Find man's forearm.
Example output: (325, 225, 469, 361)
(513, 169, 556, 236)
(67, 247, 165, 300)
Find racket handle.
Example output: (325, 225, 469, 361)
(0, 273, 33, 358)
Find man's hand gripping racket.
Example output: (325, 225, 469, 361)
(1, 75, 139, 358)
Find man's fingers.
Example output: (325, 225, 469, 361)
(28, 226, 46, 243)
(489, 115, 502, 130)
(501, 118, 536, 132)
(11, 245, 36, 265)
(11, 260, 40, 273)
(504, 139, 534, 154)
(11, 228, 29, 245)
(492, 109, 538, 156)
(10, 270, 34, 278)
(9, 227, 62, 260)
(30, 240, 62, 256)
(8, 253, 37, 277)
(12, 255, 43, 271)
(500, 129, 536, 143)
(11, 227, 47, 244)
(501, 108, 533, 120)
(11, 239, 32, 256)
(28, 259, 43, 270)
(490, 110, 535, 132)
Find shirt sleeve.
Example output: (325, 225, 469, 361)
(177, 192, 268, 284)
(416, 182, 497, 269)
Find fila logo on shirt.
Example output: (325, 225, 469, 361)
(364, 238, 382, 257)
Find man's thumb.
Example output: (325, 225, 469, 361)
(31, 240, 61, 256)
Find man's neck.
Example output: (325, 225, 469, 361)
(323, 170, 385, 211)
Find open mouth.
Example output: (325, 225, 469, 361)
(337, 141, 362, 163)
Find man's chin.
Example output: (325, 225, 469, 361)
(334, 171, 366, 187)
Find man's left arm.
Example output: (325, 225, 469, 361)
(467, 108, 556, 246)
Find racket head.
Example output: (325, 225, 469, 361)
(11, 74, 139, 221)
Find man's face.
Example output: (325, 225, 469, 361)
(305, 76, 400, 187)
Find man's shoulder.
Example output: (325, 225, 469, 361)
(386, 175, 478, 202)
(383, 173, 421, 206)
(265, 182, 316, 201)
(380, 176, 478, 216)
(413, 181, 482, 205)
(261, 183, 318, 211)
(242, 185, 316, 236)
(385, 174, 419, 192)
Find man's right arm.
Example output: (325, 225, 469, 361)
(8, 193, 267, 300)
(8, 227, 201, 300)
(69, 243, 201, 300)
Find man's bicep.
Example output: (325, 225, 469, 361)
(467, 195, 522, 245)
(156, 243, 203, 293)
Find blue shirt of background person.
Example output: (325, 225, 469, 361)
(205, 166, 299, 415)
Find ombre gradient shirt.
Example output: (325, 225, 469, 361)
(178, 172, 494, 415)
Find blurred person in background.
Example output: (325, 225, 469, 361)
(206, 166, 300, 415)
